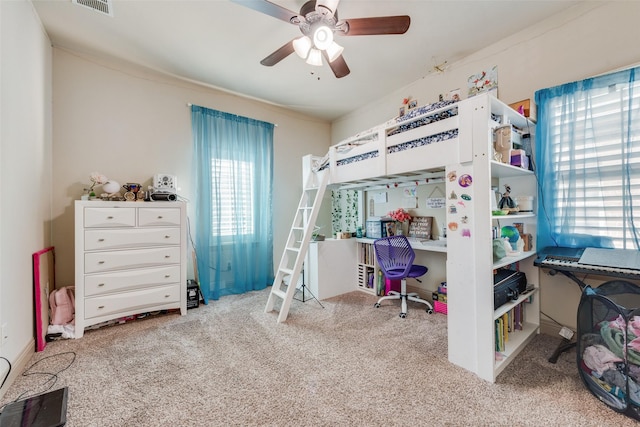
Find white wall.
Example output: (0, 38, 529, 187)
(333, 2, 640, 141)
(51, 49, 332, 287)
(332, 1, 640, 332)
(0, 0, 53, 393)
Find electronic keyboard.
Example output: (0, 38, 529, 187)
(534, 246, 640, 280)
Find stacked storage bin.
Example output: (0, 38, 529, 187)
(433, 282, 447, 314)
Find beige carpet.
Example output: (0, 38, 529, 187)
(1, 288, 637, 426)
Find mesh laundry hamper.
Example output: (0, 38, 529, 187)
(577, 280, 640, 421)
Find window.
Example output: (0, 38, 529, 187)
(536, 67, 640, 249)
(211, 158, 254, 236)
(191, 104, 274, 300)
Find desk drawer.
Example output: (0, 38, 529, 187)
(85, 208, 136, 228)
(84, 228, 180, 250)
(138, 208, 181, 227)
(84, 265, 180, 296)
(84, 247, 181, 273)
(84, 284, 180, 319)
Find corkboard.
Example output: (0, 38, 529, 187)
(408, 216, 433, 240)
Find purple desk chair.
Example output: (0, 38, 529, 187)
(373, 235, 434, 318)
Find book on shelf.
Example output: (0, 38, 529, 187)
(495, 301, 527, 353)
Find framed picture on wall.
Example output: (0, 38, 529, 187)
(468, 66, 498, 97)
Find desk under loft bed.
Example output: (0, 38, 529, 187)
(303, 92, 540, 383)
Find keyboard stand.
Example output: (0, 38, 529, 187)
(545, 269, 587, 364)
(536, 246, 640, 364)
(548, 337, 575, 363)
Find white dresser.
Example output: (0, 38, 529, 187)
(74, 200, 187, 338)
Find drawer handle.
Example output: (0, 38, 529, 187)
(98, 238, 105, 242)
(157, 216, 163, 219)
(107, 216, 114, 219)
(164, 275, 171, 278)
(98, 261, 105, 264)
(98, 305, 105, 309)
(164, 235, 170, 239)
(98, 283, 105, 287)
(165, 295, 170, 298)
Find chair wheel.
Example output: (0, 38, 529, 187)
(374, 303, 381, 308)
(426, 308, 434, 314)
(399, 313, 407, 318)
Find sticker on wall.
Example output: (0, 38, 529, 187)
(460, 215, 469, 224)
(458, 174, 472, 188)
(448, 204, 458, 214)
(461, 194, 471, 201)
(448, 222, 458, 231)
(447, 171, 457, 182)
(448, 190, 458, 200)
(404, 187, 417, 197)
(461, 229, 471, 238)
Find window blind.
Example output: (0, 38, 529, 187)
(212, 158, 254, 236)
(544, 80, 640, 248)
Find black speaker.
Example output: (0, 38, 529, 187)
(150, 193, 177, 201)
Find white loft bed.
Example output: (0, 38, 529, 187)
(307, 91, 531, 189)
(308, 97, 489, 188)
(303, 92, 539, 383)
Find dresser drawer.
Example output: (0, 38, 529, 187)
(84, 284, 180, 319)
(138, 208, 181, 227)
(84, 247, 181, 273)
(85, 208, 136, 228)
(84, 265, 181, 296)
(84, 228, 180, 250)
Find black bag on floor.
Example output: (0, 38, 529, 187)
(493, 269, 527, 309)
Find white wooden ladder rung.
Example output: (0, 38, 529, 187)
(265, 169, 329, 322)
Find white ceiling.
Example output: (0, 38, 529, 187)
(32, 0, 581, 121)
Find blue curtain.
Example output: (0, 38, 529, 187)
(191, 105, 274, 302)
(535, 66, 640, 250)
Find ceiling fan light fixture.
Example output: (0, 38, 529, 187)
(313, 25, 334, 50)
(293, 36, 312, 59)
(316, 0, 339, 17)
(325, 41, 344, 62)
(306, 48, 323, 66)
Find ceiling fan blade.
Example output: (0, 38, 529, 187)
(230, 0, 303, 25)
(338, 16, 411, 36)
(260, 40, 295, 66)
(323, 51, 350, 78)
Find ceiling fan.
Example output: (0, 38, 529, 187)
(231, 0, 411, 78)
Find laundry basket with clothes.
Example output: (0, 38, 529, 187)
(577, 280, 640, 421)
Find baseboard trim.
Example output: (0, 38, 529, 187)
(0, 339, 35, 399)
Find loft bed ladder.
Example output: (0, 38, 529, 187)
(265, 167, 329, 322)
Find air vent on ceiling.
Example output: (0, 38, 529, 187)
(72, 0, 114, 17)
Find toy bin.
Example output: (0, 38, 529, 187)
(385, 277, 400, 295)
(434, 301, 448, 315)
(577, 280, 640, 421)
